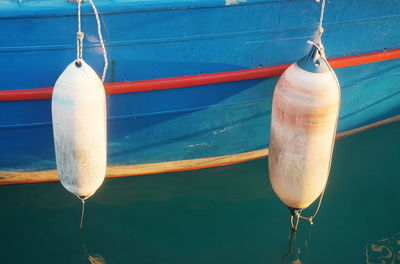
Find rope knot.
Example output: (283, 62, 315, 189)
(75, 0, 108, 82)
(295, 210, 301, 218)
(76, 31, 84, 40)
(307, 40, 325, 55)
(317, 26, 324, 35)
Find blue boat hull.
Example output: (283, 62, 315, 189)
(0, 0, 399, 173)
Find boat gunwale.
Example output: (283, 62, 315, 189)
(0, 48, 399, 102)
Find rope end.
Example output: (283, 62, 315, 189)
(79, 197, 86, 229)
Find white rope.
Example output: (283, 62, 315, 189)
(76, 0, 84, 64)
(292, 0, 338, 227)
(294, 190, 324, 225)
(290, 214, 301, 231)
(316, 0, 325, 32)
(313, 0, 326, 48)
(307, 39, 325, 57)
(75, 0, 108, 82)
(79, 198, 86, 229)
(88, 0, 108, 82)
(295, 53, 340, 228)
(293, 50, 341, 226)
(295, 87, 339, 226)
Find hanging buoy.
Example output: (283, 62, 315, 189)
(268, 41, 340, 211)
(268, 0, 340, 226)
(52, 0, 108, 208)
(52, 59, 107, 199)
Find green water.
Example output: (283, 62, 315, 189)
(0, 121, 399, 264)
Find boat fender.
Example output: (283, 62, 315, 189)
(52, 60, 107, 199)
(268, 44, 340, 210)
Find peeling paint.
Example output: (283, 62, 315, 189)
(225, 0, 247, 6)
(189, 143, 208, 148)
(213, 127, 231, 135)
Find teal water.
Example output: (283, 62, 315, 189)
(0, 121, 399, 264)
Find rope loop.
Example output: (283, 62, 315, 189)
(307, 40, 324, 54)
(75, 0, 108, 82)
(310, 0, 326, 48)
(88, 0, 108, 82)
(291, 188, 325, 229)
(76, 0, 83, 64)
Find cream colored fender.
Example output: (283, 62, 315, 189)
(52, 60, 107, 199)
(268, 46, 340, 210)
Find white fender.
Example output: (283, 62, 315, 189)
(52, 60, 107, 198)
(268, 47, 340, 210)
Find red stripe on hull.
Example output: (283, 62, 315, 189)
(1, 48, 399, 102)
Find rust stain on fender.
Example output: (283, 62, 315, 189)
(268, 62, 340, 209)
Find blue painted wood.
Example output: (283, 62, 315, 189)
(0, 0, 399, 171)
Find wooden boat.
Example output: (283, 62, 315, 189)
(0, 0, 399, 184)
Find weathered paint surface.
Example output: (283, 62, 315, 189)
(269, 63, 340, 209)
(0, 116, 399, 185)
(52, 60, 107, 198)
(0, 0, 399, 173)
(225, 0, 247, 6)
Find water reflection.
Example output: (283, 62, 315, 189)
(366, 232, 400, 264)
(87, 254, 106, 264)
(81, 229, 106, 264)
(281, 225, 311, 264)
(0, 122, 398, 264)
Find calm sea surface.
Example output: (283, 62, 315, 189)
(0, 121, 399, 264)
